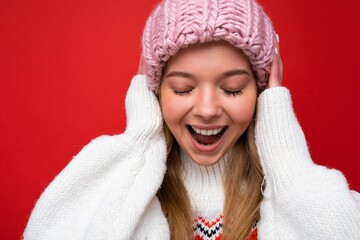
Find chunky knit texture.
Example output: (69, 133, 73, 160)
(181, 151, 258, 239)
(23, 75, 168, 240)
(181, 150, 225, 239)
(23, 75, 360, 239)
(255, 87, 360, 240)
(142, 0, 275, 93)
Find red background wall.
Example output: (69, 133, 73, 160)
(1, 0, 359, 239)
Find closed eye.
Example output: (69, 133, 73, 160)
(173, 88, 192, 95)
(223, 89, 243, 96)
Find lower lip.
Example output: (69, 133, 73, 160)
(188, 129, 225, 153)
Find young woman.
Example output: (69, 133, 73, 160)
(23, 0, 360, 239)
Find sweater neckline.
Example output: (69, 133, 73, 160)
(180, 149, 229, 219)
(180, 150, 228, 197)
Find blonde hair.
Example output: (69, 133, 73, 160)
(157, 119, 263, 239)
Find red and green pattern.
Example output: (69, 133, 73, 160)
(193, 215, 257, 240)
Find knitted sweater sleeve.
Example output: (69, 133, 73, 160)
(255, 87, 360, 240)
(23, 75, 168, 240)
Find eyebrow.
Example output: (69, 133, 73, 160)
(165, 71, 194, 79)
(165, 69, 251, 79)
(223, 69, 251, 77)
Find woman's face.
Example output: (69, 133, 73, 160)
(160, 41, 257, 166)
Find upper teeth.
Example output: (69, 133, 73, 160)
(192, 127, 224, 136)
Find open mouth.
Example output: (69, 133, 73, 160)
(187, 125, 227, 146)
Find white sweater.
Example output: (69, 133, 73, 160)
(180, 150, 227, 239)
(23, 75, 360, 239)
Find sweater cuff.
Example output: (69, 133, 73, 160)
(255, 87, 316, 194)
(124, 75, 163, 141)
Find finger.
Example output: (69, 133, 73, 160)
(138, 56, 146, 75)
(275, 35, 284, 85)
(268, 33, 283, 88)
(268, 49, 280, 88)
(279, 55, 283, 85)
(275, 34, 284, 85)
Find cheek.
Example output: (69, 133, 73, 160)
(228, 96, 257, 125)
(160, 90, 188, 128)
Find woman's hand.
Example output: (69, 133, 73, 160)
(267, 34, 283, 88)
(137, 56, 146, 75)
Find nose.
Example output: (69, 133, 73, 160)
(192, 86, 222, 122)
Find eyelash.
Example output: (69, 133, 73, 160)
(173, 88, 244, 96)
(173, 89, 192, 95)
(223, 89, 243, 96)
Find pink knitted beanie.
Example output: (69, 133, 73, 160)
(142, 0, 275, 93)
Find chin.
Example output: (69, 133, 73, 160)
(187, 151, 224, 166)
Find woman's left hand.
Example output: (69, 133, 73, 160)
(267, 34, 283, 88)
(137, 55, 146, 75)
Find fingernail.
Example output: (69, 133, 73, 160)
(276, 34, 280, 43)
(275, 47, 278, 55)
